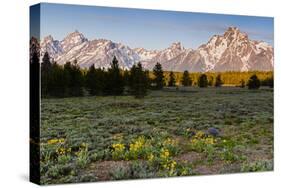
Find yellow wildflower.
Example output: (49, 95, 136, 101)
(56, 147, 66, 155)
(195, 131, 205, 139)
(160, 149, 170, 159)
(205, 137, 215, 145)
(47, 138, 65, 145)
(147, 153, 154, 162)
(112, 143, 125, 151)
(170, 160, 177, 169)
(129, 136, 145, 152)
(163, 138, 177, 146)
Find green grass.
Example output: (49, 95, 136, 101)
(40, 86, 273, 184)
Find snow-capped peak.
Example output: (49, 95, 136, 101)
(60, 30, 87, 52)
(63, 30, 86, 42)
(169, 42, 184, 50)
(40, 26, 273, 72)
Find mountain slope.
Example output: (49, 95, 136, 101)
(40, 27, 274, 72)
(197, 27, 273, 72)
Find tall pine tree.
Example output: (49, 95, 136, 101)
(49, 62, 66, 97)
(86, 65, 106, 95)
(129, 62, 148, 98)
(63, 60, 84, 96)
(41, 52, 52, 97)
(86, 64, 97, 95)
(181, 70, 192, 86)
(104, 56, 124, 95)
(153, 62, 165, 89)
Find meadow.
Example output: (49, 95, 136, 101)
(40, 86, 273, 184)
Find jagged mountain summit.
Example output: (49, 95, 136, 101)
(197, 27, 273, 72)
(40, 27, 273, 72)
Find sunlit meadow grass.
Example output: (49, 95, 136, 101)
(40, 86, 273, 184)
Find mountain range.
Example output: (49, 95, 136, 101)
(40, 27, 274, 72)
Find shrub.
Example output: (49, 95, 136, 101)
(198, 74, 208, 88)
(241, 160, 273, 172)
(75, 143, 90, 168)
(215, 74, 223, 87)
(247, 74, 261, 89)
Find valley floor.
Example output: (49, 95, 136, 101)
(40, 87, 273, 184)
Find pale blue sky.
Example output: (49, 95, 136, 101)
(35, 3, 274, 50)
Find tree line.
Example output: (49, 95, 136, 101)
(41, 52, 152, 98)
(159, 70, 273, 87)
(40, 52, 273, 98)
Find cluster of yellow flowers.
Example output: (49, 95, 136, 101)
(56, 147, 71, 155)
(110, 136, 181, 176)
(147, 153, 154, 162)
(163, 160, 177, 171)
(46, 138, 72, 156)
(159, 148, 178, 174)
(194, 131, 205, 139)
(160, 148, 170, 159)
(163, 138, 177, 146)
(112, 143, 125, 152)
(112, 143, 126, 160)
(129, 136, 145, 153)
(205, 137, 216, 145)
(47, 138, 65, 145)
(111, 136, 180, 167)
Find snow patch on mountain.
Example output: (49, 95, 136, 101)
(40, 27, 274, 72)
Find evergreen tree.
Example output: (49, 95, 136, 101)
(86, 65, 106, 95)
(247, 74, 261, 89)
(144, 70, 151, 88)
(123, 69, 130, 87)
(198, 74, 208, 88)
(215, 74, 223, 87)
(41, 52, 52, 71)
(96, 68, 106, 94)
(181, 70, 192, 86)
(63, 60, 84, 96)
(49, 62, 66, 97)
(168, 71, 176, 87)
(129, 62, 148, 98)
(41, 52, 52, 97)
(153, 62, 165, 89)
(86, 64, 97, 95)
(104, 56, 124, 95)
(30, 46, 40, 103)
